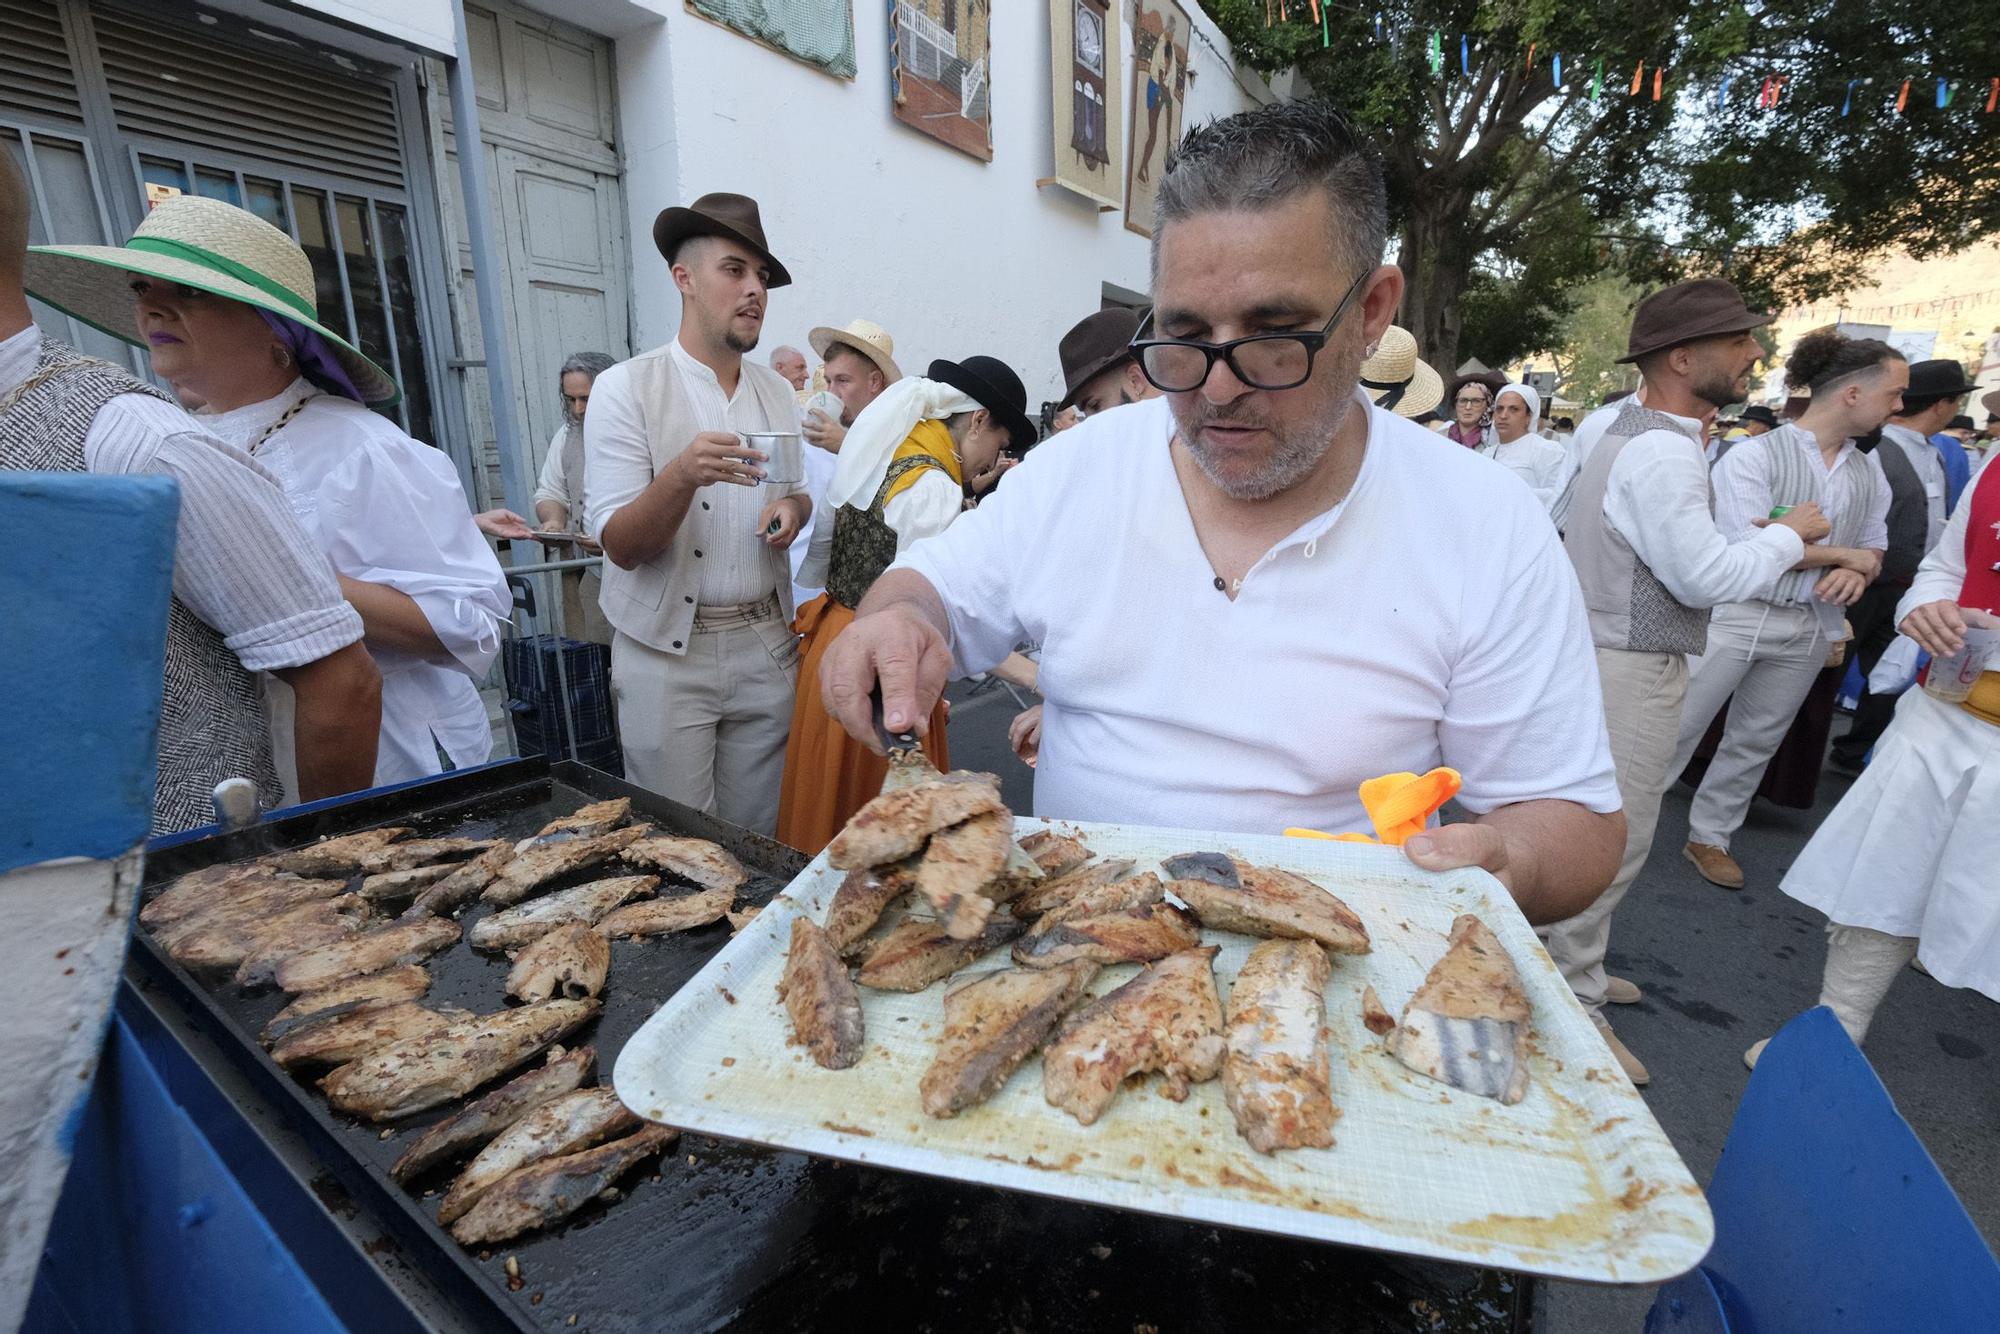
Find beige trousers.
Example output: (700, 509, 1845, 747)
(1540, 647, 1687, 1013)
(610, 597, 799, 835)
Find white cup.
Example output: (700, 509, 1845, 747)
(1923, 626, 1999, 705)
(743, 431, 801, 486)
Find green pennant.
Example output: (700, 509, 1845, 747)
(1591, 57, 1603, 100)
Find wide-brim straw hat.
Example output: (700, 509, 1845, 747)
(1360, 326, 1443, 419)
(23, 195, 399, 406)
(809, 318, 902, 385)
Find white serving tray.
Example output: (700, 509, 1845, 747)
(614, 820, 1712, 1283)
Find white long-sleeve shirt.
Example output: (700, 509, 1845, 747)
(1478, 431, 1572, 516)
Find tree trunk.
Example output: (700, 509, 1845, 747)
(1397, 192, 1479, 375)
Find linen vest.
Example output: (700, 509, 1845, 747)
(1563, 399, 1711, 656)
(594, 346, 802, 654)
(0, 336, 280, 833)
(1869, 427, 1931, 587)
(1747, 423, 1879, 607)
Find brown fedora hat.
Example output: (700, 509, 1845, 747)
(652, 191, 793, 288)
(1056, 308, 1144, 410)
(1618, 278, 1768, 363)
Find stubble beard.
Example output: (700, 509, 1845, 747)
(1174, 377, 1353, 502)
(1693, 365, 1747, 410)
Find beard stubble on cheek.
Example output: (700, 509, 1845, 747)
(1172, 354, 1359, 502)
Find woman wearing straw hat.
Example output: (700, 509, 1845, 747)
(776, 354, 1036, 852)
(26, 196, 511, 791)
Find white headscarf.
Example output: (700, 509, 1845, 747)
(799, 375, 978, 587)
(1494, 383, 1542, 442)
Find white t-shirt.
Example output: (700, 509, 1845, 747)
(895, 394, 1622, 837)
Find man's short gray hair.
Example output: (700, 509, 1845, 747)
(1153, 100, 1387, 283)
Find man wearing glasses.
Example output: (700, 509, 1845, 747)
(816, 101, 1625, 926)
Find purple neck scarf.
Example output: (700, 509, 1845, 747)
(257, 309, 367, 404)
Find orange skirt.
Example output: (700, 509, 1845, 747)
(775, 594, 949, 855)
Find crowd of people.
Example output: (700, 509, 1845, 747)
(3, 98, 1992, 1096)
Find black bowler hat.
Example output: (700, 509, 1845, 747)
(930, 356, 1038, 453)
(652, 192, 793, 288)
(1619, 279, 1769, 363)
(1057, 308, 1144, 410)
(1903, 358, 1974, 401)
(1740, 404, 1780, 428)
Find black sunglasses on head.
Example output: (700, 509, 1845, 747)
(1129, 268, 1371, 394)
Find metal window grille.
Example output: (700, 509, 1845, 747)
(896, 2, 955, 83)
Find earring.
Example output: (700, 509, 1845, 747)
(273, 345, 293, 370)
(1364, 341, 1380, 358)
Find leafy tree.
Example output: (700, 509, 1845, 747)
(1197, 1, 2000, 373)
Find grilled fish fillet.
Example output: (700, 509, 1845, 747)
(1017, 831, 1094, 879)
(270, 1002, 465, 1069)
(823, 862, 914, 955)
(1161, 853, 1371, 955)
(142, 863, 292, 928)
(151, 876, 349, 946)
(1223, 938, 1337, 1153)
(1043, 947, 1225, 1125)
(1387, 914, 1532, 1105)
(594, 885, 734, 939)
(354, 837, 501, 875)
(826, 774, 1006, 871)
(447, 1124, 676, 1247)
(920, 961, 1098, 1118)
(390, 1046, 594, 1183)
(1360, 984, 1396, 1036)
(1011, 859, 1139, 920)
(779, 918, 864, 1069)
(274, 916, 462, 994)
(854, 915, 1024, 992)
(506, 923, 611, 1002)
(166, 894, 369, 973)
(482, 826, 650, 907)
(470, 874, 657, 949)
(322, 998, 600, 1121)
(515, 798, 632, 851)
(914, 810, 1015, 939)
(262, 966, 431, 1045)
(267, 827, 412, 877)
(621, 836, 748, 892)
(358, 863, 456, 904)
(1011, 902, 1201, 970)
(405, 842, 515, 918)
(1027, 872, 1164, 934)
(232, 898, 376, 986)
(437, 1086, 639, 1225)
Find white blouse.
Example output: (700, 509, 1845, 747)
(204, 379, 511, 788)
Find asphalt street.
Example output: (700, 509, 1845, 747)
(940, 679, 1999, 1332)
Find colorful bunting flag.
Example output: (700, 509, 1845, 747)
(1591, 58, 1603, 100)
(1553, 53, 1562, 87)
(1842, 79, 1857, 116)
(1429, 30, 1442, 75)
(1718, 72, 1733, 109)
(1937, 79, 1950, 109)
(1897, 78, 1910, 113)
(1989, 78, 1999, 113)
(1653, 67, 1663, 100)
(1461, 35, 1471, 76)
(1630, 61, 1644, 96)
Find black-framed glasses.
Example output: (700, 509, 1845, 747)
(1129, 267, 1371, 393)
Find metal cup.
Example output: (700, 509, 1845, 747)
(743, 431, 801, 486)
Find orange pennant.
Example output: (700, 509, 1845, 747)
(1653, 67, 1663, 100)
(1897, 78, 1911, 112)
(1525, 42, 1536, 72)
(1988, 78, 1998, 113)
(1630, 61, 1644, 96)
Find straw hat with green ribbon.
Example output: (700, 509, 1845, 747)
(23, 195, 399, 406)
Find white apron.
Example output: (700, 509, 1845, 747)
(1781, 687, 2000, 1000)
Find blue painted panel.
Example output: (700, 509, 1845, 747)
(0, 472, 177, 872)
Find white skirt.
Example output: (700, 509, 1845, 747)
(1782, 688, 2000, 1001)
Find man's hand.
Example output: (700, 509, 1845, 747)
(1837, 547, 1884, 578)
(820, 602, 953, 752)
(1900, 599, 1969, 657)
(1403, 823, 1515, 891)
(573, 532, 603, 555)
(474, 508, 534, 541)
(675, 431, 765, 487)
(1401, 801, 1623, 924)
(802, 408, 847, 453)
(1008, 704, 1043, 767)
(1754, 501, 1830, 543)
(1816, 567, 1868, 606)
(757, 495, 810, 549)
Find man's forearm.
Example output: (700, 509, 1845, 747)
(856, 568, 951, 643)
(601, 461, 696, 569)
(1795, 545, 1877, 572)
(338, 575, 453, 662)
(277, 642, 382, 801)
(1475, 800, 1624, 924)
(534, 499, 568, 529)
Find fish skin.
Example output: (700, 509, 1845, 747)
(915, 810, 1015, 940)
(231, 898, 376, 986)
(1223, 938, 1338, 1153)
(1043, 947, 1225, 1125)
(826, 775, 1006, 871)
(1010, 902, 1202, 970)
(854, 915, 1025, 993)
(354, 838, 502, 875)
(506, 924, 612, 1003)
(469, 875, 657, 949)
(262, 966, 431, 1045)
(436, 1086, 638, 1224)
(267, 827, 413, 876)
(405, 842, 515, 918)
(269, 1002, 466, 1069)
(389, 1046, 594, 1183)
(920, 961, 1098, 1118)
(779, 919, 864, 1069)
(1162, 853, 1371, 955)
(823, 862, 914, 956)
(594, 886, 734, 940)
(1387, 914, 1531, 1105)
(322, 998, 600, 1122)
(620, 836, 748, 892)
(514, 798, 632, 852)
(1010, 859, 1139, 920)
(274, 916, 462, 994)
(151, 877, 350, 948)
(166, 894, 369, 973)
(482, 827, 650, 908)
(447, 1124, 676, 1247)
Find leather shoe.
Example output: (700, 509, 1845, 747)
(1684, 841, 1745, 890)
(1592, 1012, 1650, 1086)
(1604, 975, 1643, 1005)
(1743, 1037, 1770, 1071)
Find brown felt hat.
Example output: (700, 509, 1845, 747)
(1618, 278, 1769, 363)
(652, 192, 792, 288)
(1056, 308, 1145, 410)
